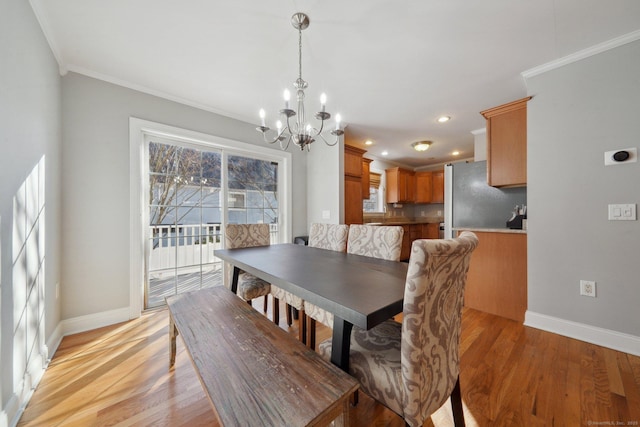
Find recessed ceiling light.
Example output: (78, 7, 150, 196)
(452, 151, 460, 156)
(381, 150, 389, 156)
(365, 140, 373, 146)
(437, 116, 451, 123)
(411, 141, 432, 152)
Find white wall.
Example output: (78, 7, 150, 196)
(0, 0, 62, 423)
(307, 138, 344, 226)
(526, 39, 640, 353)
(61, 73, 308, 320)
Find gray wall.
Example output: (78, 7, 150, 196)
(307, 138, 344, 225)
(526, 40, 640, 337)
(61, 73, 308, 320)
(0, 0, 62, 417)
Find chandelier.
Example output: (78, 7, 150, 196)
(257, 13, 343, 151)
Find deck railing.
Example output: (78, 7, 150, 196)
(148, 223, 278, 273)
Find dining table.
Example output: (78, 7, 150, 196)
(214, 243, 408, 371)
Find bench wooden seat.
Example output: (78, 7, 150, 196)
(166, 286, 359, 427)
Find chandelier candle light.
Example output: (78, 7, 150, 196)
(257, 13, 343, 151)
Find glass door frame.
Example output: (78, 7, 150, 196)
(129, 118, 292, 317)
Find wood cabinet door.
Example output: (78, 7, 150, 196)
(385, 168, 400, 203)
(423, 223, 439, 239)
(431, 171, 444, 203)
(344, 175, 363, 224)
(344, 145, 366, 177)
(400, 225, 411, 260)
(481, 97, 531, 187)
(415, 172, 433, 203)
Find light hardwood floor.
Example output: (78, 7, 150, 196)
(17, 296, 640, 426)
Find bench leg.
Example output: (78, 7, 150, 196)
(308, 317, 317, 350)
(285, 304, 293, 326)
(169, 313, 178, 368)
(273, 297, 280, 324)
(333, 396, 350, 427)
(298, 310, 307, 345)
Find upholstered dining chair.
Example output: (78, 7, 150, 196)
(318, 232, 479, 427)
(224, 224, 273, 318)
(305, 224, 403, 349)
(273, 223, 349, 344)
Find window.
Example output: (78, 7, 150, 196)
(363, 172, 384, 213)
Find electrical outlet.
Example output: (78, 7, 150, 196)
(580, 280, 596, 297)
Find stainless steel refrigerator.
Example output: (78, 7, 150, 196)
(444, 161, 526, 238)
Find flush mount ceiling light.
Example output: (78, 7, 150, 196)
(257, 12, 343, 151)
(365, 140, 373, 146)
(437, 116, 451, 123)
(412, 141, 432, 152)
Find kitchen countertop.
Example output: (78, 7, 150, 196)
(364, 218, 443, 226)
(453, 227, 527, 234)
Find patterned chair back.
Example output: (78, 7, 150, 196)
(308, 223, 349, 252)
(225, 223, 270, 249)
(223, 224, 270, 289)
(400, 231, 478, 426)
(346, 224, 404, 261)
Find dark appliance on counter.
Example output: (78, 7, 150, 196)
(506, 205, 527, 229)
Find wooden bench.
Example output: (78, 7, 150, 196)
(166, 286, 359, 427)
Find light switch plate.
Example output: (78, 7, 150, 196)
(608, 204, 636, 220)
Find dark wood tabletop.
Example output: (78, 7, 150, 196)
(215, 243, 408, 370)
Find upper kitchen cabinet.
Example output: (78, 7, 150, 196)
(480, 97, 531, 187)
(431, 170, 444, 203)
(386, 167, 415, 203)
(415, 170, 444, 204)
(344, 145, 367, 225)
(415, 172, 433, 203)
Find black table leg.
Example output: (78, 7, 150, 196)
(231, 266, 240, 294)
(330, 316, 353, 372)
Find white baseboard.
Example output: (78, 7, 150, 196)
(525, 311, 640, 356)
(60, 307, 133, 337)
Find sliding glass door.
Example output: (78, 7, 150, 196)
(145, 138, 281, 309)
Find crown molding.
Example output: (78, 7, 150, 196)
(522, 29, 640, 79)
(29, 0, 68, 75)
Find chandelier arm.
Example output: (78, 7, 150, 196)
(314, 131, 340, 147)
(280, 135, 292, 151)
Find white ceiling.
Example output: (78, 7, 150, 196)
(31, 0, 640, 168)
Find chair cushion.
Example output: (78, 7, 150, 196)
(270, 285, 303, 310)
(237, 272, 270, 301)
(318, 319, 404, 416)
(304, 301, 334, 327)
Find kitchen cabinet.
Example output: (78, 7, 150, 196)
(385, 167, 415, 203)
(344, 145, 367, 225)
(415, 172, 433, 203)
(414, 170, 444, 204)
(423, 223, 439, 239)
(362, 158, 372, 200)
(460, 230, 527, 322)
(431, 171, 444, 203)
(399, 223, 440, 260)
(480, 97, 531, 187)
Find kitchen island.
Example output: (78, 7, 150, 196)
(454, 227, 527, 323)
